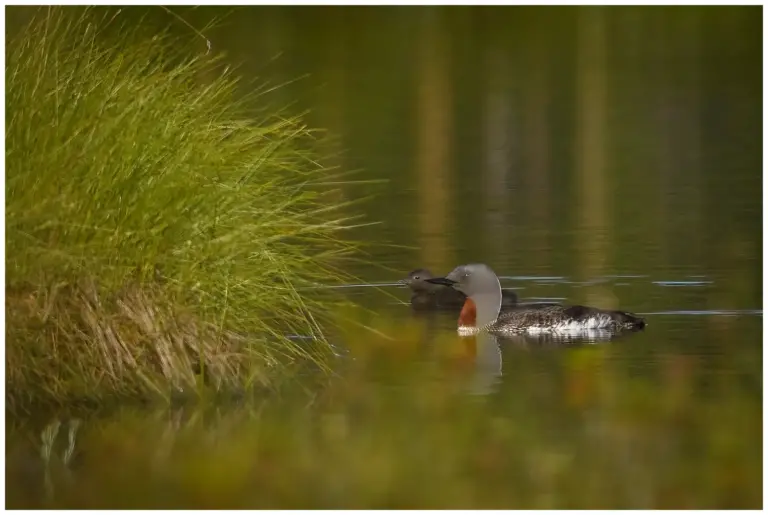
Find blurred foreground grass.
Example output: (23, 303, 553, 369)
(6, 6, 372, 413)
(6, 312, 762, 509)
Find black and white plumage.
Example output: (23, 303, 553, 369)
(426, 263, 646, 337)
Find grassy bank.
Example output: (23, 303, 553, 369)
(6, 7, 366, 412)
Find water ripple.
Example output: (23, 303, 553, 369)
(653, 280, 714, 287)
(639, 309, 762, 316)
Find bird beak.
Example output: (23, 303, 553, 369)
(424, 277, 457, 287)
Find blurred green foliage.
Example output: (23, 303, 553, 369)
(6, 312, 761, 509)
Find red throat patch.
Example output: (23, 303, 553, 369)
(458, 298, 477, 327)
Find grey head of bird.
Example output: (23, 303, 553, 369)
(399, 268, 437, 293)
(425, 263, 503, 329)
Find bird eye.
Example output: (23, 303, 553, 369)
(413, 275, 420, 280)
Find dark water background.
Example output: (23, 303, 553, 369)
(5, 6, 763, 509)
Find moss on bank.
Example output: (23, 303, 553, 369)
(6, 7, 365, 412)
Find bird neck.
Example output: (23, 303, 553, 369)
(470, 278, 502, 329)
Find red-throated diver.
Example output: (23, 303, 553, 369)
(401, 268, 518, 310)
(426, 263, 646, 336)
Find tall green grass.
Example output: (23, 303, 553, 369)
(6, 7, 368, 412)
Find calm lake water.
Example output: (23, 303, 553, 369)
(6, 6, 762, 509)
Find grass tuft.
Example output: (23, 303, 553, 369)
(6, 6, 368, 412)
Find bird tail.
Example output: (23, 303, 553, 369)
(611, 310, 646, 330)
